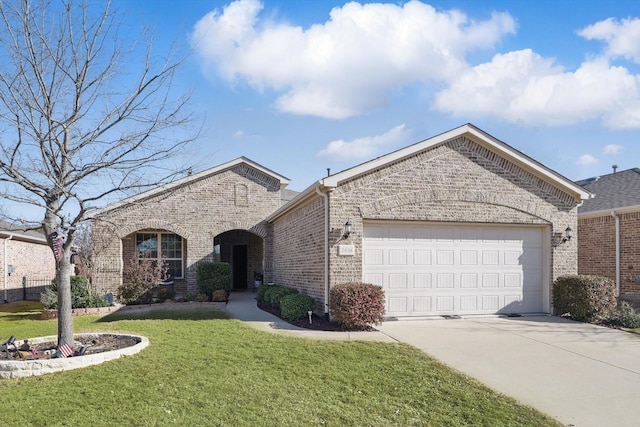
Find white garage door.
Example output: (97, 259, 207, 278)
(363, 223, 544, 317)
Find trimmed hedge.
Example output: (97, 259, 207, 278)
(256, 283, 272, 303)
(280, 293, 317, 321)
(43, 276, 109, 309)
(604, 301, 640, 328)
(197, 262, 231, 298)
(553, 274, 616, 322)
(329, 282, 385, 330)
(265, 285, 298, 308)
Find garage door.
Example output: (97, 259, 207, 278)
(363, 223, 544, 317)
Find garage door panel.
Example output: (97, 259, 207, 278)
(389, 249, 407, 265)
(364, 249, 384, 265)
(388, 297, 407, 314)
(436, 296, 454, 311)
(363, 223, 544, 317)
(414, 273, 432, 288)
(460, 273, 478, 288)
(389, 273, 408, 289)
(436, 250, 454, 265)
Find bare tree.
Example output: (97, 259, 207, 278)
(0, 0, 195, 346)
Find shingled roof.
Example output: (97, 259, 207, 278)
(576, 168, 640, 214)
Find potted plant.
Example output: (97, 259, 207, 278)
(254, 271, 263, 289)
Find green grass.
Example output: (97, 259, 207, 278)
(0, 302, 560, 427)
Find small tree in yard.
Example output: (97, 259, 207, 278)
(0, 0, 194, 346)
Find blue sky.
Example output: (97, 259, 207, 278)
(113, 0, 640, 192)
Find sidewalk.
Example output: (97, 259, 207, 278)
(224, 291, 396, 342)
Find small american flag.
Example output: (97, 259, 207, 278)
(53, 235, 65, 263)
(57, 343, 74, 358)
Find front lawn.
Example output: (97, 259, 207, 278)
(0, 302, 560, 426)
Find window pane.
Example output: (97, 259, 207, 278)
(166, 260, 182, 279)
(136, 233, 158, 258)
(161, 233, 182, 258)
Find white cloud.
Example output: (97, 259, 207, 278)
(233, 130, 245, 138)
(576, 154, 598, 166)
(191, 0, 515, 118)
(433, 50, 640, 128)
(317, 124, 409, 161)
(603, 144, 623, 154)
(579, 18, 640, 63)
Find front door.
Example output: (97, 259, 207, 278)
(232, 245, 248, 290)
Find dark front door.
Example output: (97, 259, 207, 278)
(232, 245, 248, 290)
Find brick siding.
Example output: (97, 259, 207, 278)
(578, 211, 640, 296)
(0, 238, 55, 302)
(92, 164, 282, 296)
(275, 137, 581, 311)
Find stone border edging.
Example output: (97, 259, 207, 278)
(0, 333, 149, 379)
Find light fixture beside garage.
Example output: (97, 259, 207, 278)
(562, 226, 573, 243)
(343, 220, 352, 239)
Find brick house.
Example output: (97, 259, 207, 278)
(577, 168, 640, 301)
(1, 222, 56, 303)
(92, 124, 589, 317)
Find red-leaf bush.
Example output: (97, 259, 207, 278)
(329, 282, 385, 330)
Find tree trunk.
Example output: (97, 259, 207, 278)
(56, 250, 74, 347)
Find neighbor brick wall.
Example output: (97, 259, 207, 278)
(92, 164, 282, 295)
(0, 238, 55, 302)
(579, 211, 640, 296)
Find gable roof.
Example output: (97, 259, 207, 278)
(92, 157, 290, 217)
(577, 168, 640, 215)
(268, 124, 591, 222)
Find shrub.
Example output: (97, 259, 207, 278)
(256, 283, 273, 303)
(265, 285, 298, 308)
(330, 282, 385, 330)
(43, 275, 109, 309)
(553, 275, 617, 323)
(156, 286, 176, 302)
(605, 301, 640, 329)
(40, 287, 58, 310)
(117, 253, 168, 304)
(197, 262, 231, 299)
(280, 294, 317, 321)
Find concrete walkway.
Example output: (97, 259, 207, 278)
(377, 316, 640, 427)
(225, 292, 640, 426)
(224, 291, 395, 342)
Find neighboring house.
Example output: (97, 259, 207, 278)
(92, 124, 589, 317)
(0, 221, 56, 303)
(577, 168, 640, 301)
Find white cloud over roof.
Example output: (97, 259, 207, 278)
(191, 0, 515, 119)
(317, 124, 409, 161)
(576, 154, 598, 166)
(603, 144, 623, 154)
(190, 1, 640, 129)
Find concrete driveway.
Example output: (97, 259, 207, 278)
(377, 316, 640, 427)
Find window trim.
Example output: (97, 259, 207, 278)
(135, 232, 184, 280)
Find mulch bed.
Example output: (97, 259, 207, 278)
(257, 302, 376, 332)
(0, 334, 138, 361)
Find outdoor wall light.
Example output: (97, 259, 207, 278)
(343, 220, 352, 239)
(562, 226, 573, 243)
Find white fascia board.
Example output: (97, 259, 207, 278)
(92, 157, 290, 217)
(579, 204, 640, 219)
(0, 231, 47, 244)
(266, 184, 321, 223)
(320, 124, 591, 202)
